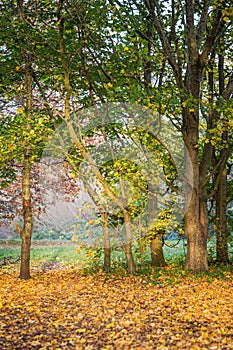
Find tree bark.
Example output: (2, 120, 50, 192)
(184, 177, 208, 272)
(20, 147, 33, 279)
(148, 184, 166, 266)
(150, 236, 166, 267)
(102, 210, 111, 270)
(184, 146, 209, 273)
(123, 210, 136, 274)
(17, 0, 33, 281)
(183, 60, 209, 273)
(215, 54, 229, 264)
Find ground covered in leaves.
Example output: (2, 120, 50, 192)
(1, 267, 233, 349)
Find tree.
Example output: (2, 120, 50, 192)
(0, 0, 59, 278)
(212, 50, 233, 263)
(1, 0, 232, 276)
(109, 0, 233, 272)
(42, 1, 138, 273)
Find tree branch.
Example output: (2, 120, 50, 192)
(197, 0, 210, 50)
(200, 8, 223, 67)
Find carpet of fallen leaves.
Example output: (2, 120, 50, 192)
(1, 267, 233, 349)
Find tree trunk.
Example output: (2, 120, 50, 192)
(215, 167, 229, 263)
(182, 36, 209, 272)
(215, 54, 229, 264)
(20, 235, 32, 279)
(183, 88, 209, 273)
(150, 236, 166, 267)
(20, 147, 33, 279)
(184, 145, 208, 273)
(102, 210, 111, 270)
(104, 247, 111, 271)
(18, 0, 33, 279)
(184, 206, 208, 272)
(148, 184, 166, 266)
(123, 210, 136, 274)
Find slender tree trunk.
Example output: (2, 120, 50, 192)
(18, 0, 33, 278)
(102, 210, 111, 270)
(123, 210, 136, 274)
(215, 167, 229, 263)
(59, 12, 136, 275)
(215, 54, 229, 264)
(143, 3, 166, 267)
(20, 147, 33, 279)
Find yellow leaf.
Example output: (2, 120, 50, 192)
(106, 322, 115, 329)
(183, 313, 192, 321)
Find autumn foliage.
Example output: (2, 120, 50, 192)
(1, 267, 233, 349)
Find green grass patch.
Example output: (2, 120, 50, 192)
(30, 245, 81, 264)
(0, 247, 21, 260)
(0, 241, 85, 266)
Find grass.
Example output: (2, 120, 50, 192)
(30, 245, 82, 264)
(0, 240, 83, 265)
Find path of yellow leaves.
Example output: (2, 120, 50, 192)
(0, 268, 233, 349)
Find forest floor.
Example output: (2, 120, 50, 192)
(1, 266, 233, 349)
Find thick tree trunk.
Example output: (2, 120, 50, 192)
(150, 236, 166, 267)
(183, 47, 209, 273)
(215, 167, 229, 263)
(185, 199, 208, 272)
(148, 184, 166, 266)
(20, 147, 33, 280)
(185, 206, 208, 272)
(183, 104, 209, 273)
(123, 210, 136, 274)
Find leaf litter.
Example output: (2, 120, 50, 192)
(0, 267, 233, 349)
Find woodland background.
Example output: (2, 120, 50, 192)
(0, 0, 233, 279)
(1, 1, 233, 349)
